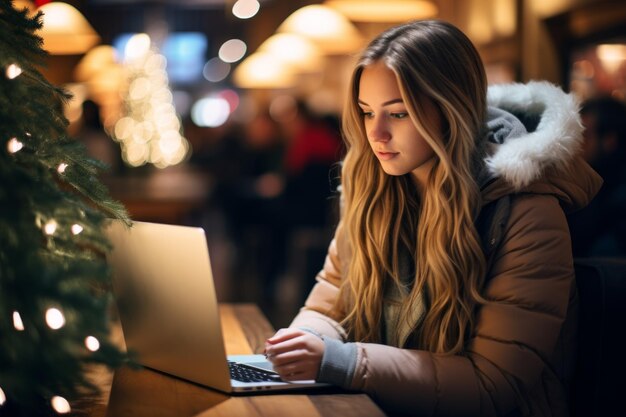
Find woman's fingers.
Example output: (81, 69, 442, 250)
(266, 335, 310, 357)
(267, 328, 305, 345)
(263, 330, 325, 381)
(273, 360, 318, 381)
(269, 346, 314, 366)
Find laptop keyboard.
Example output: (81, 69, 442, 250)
(228, 361, 281, 383)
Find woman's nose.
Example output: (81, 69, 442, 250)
(368, 118, 390, 142)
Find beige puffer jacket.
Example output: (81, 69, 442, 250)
(290, 82, 603, 416)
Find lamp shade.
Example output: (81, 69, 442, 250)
(257, 33, 323, 72)
(277, 5, 362, 54)
(325, 0, 438, 22)
(233, 52, 296, 89)
(74, 45, 119, 82)
(38, 2, 100, 55)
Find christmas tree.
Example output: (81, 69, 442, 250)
(0, 2, 130, 415)
(113, 35, 190, 168)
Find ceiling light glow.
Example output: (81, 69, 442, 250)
(218, 39, 247, 63)
(191, 97, 231, 128)
(232, 0, 260, 19)
(203, 57, 231, 82)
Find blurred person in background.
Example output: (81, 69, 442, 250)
(221, 111, 287, 306)
(277, 101, 343, 312)
(262, 19, 601, 416)
(189, 112, 287, 304)
(281, 100, 343, 229)
(568, 96, 626, 257)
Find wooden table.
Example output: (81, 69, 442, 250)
(75, 304, 386, 417)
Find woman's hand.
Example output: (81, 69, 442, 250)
(264, 328, 325, 381)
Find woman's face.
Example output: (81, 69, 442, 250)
(358, 61, 439, 185)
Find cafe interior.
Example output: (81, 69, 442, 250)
(17, 0, 626, 327)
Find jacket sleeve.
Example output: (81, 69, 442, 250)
(348, 194, 575, 416)
(290, 221, 348, 341)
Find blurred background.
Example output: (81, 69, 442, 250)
(17, 0, 626, 327)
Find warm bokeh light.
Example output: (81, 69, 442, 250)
(44, 220, 58, 236)
(325, 0, 437, 22)
(218, 39, 247, 63)
(13, 311, 24, 331)
(468, 1, 494, 44)
(277, 5, 362, 54)
(83, 65, 125, 125)
(85, 336, 100, 352)
(0, 386, 5, 405)
(7, 137, 24, 154)
(124, 33, 151, 62)
(122, 141, 149, 167)
(37, 2, 100, 55)
(45, 308, 66, 330)
(86, 65, 125, 96)
(128, 77, 151, 100)
(191, 97, 231, 127)
(203, 57, 231, 82)
(113, 46, 189, 168)
(258, 33, 323, 71)
(51, 396, 71, 414)
(232, 0, 260, 19)
(493, 0, 516, 37)
(57, 163, 68, 174)
(6, 63, 22, 79)
(597, 44, 626, 73)
(529, 0, 570, 17)
(74, 45, 119, 82)
(233, 52, 296, 89)
(71, 224, 84, 235)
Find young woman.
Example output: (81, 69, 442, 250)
(264, 20, 602, 416)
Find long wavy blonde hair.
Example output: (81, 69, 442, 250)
(338, 20, 488, 354)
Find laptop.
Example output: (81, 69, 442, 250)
(104, 220, 329, 393)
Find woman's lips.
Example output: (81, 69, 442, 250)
(377, 151, 399, 161)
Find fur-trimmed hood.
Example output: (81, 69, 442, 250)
(481, 81, 602, 212)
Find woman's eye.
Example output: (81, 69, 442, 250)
(360, 111, 374, 119)
(390, 112, 408, 119)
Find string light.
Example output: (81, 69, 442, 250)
(6, 63, 22, 79)
(85, 336, 100, 352)
(7, 137, 24, 153)
(50, 396, 71, 414)
(0, 387, 5, 406)
(45, 308, 65, 330)
(44, 220, 58, 236)
(71, 224, 83, 235)
(57, 163, 68, 174)
(13, 311, 24, 331)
